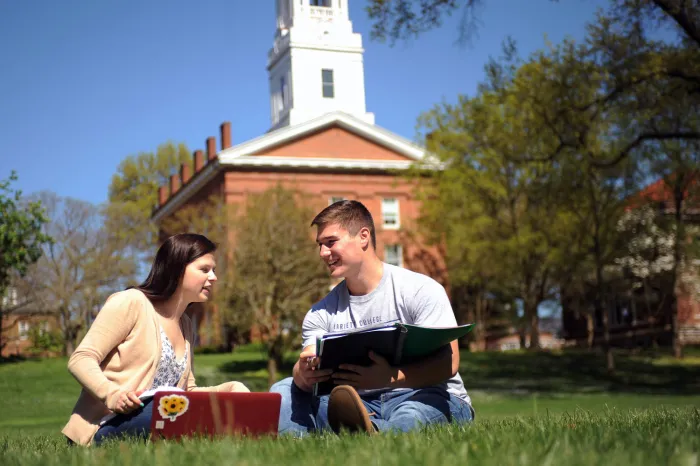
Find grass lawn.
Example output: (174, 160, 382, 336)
(1, 346, 699, 464)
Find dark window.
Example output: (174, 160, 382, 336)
(322, 69, 334, 98)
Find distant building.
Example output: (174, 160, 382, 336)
(562, 177, 700, 348)
(1, 287, 59, 358)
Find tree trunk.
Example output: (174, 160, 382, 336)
(267, 337, 285, 388)
(601, 302, 614, 373)
(64, 339, 75, 357)
(670, 180, 685, 359)
(589, 170, 613, 373)
(586, 313, 595, 350)
(525, 299, 540, 351)
(267, 357, 278, 389)
(528, 311, 540, 350)
(518, 322, 527, 349)
(474, 292, 487, 351)
(672, 302, 683, 358)
(0, 312, 5, 357)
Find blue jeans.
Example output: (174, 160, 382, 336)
(269, 377, 473, 436)
(93, 399, 153, 446)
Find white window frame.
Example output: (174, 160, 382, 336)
(2, 287, 18, 308)
(500, 342, 520, 351)
(381, 197, 400, 229)
(18, 321, 29, 340)
(384, 244, 403, 268)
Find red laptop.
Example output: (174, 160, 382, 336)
(149, 391, 281, 441)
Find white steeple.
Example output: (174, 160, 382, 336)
(268, 0, 375, 131)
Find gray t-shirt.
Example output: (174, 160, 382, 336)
(301, 263, 470, 404)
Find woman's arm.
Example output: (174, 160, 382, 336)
(181, 314, 250, 393)
(186, 368, 250, 392)
(67, 291, 141, 410)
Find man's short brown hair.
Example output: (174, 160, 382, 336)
(311, 200, 376, 249)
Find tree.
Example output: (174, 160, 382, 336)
(415, 82, 581, 350)
(368, 0, 700, 153)
(106, 142, 191, 264)
(22, 192, 137, 355)
(0, 171, 52, 354)
(221, 185, 329, 387)
(366, 1, 698, 50)
(366, 0, 485, 44)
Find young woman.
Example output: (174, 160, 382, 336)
(62, 233, 249, 446)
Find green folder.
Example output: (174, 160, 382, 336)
(313, 322, 475, 396)
(395, 322, 476, 363)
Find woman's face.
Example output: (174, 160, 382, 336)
(181, 253, 217, 302)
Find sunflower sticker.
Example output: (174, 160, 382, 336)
(158, 394, 190, 422)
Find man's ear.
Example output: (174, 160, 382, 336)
(358, 227, 371, 250)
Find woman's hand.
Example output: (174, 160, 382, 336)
(228, 381, 250, 392)
(112, 389, 145, 414)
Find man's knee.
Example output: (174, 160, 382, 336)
(270, 377, 294, 394)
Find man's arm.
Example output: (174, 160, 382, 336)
(293, 345, 316, 392)
(293, 345, 333, 392)
(390, 340, 460, 389)
(333, 340, 459, 390)
(333, 278, 462, 390)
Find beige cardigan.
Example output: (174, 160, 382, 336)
(62, 289, 247, 446)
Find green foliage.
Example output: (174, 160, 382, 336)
(221, 185, 329, 385)
(415, 73, 585, 347)
(0, 171, 52, 298)
(405, 1, 699, 358)
(26, 323, 63, 355)
(106, 142, 192, 258)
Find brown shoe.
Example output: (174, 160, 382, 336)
(328, 385, 376, 434)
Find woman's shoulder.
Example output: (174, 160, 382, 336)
(103, 288, 152, 314)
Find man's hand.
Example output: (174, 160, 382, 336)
(332, 351, 399, 390)
(294, 347, 333, 392)
(113, 389, 145, 414)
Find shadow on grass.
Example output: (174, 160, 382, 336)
(461, 350, 700, 395)
(207, 348, 700, 395)
(217, 359, 295, 375)
(0, 355, 29, 365)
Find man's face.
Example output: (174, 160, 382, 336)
(315, 222, 366, 278)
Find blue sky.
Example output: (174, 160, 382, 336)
(0, 0, 610, 205)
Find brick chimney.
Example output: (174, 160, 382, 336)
(170, 174, 181, 194)
(158, 186, 168, 206)
(194, 149, 204, 172)
(181, 162, 192, 184)
(220, 121, 232, 150)
(206, 136, 217, 161)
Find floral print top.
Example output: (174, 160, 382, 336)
(151, 326, 188, 389)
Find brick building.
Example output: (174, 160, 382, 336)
(562, 177, 700, 347)
(1, 287, 60, 358)
(151, 1, 445, 345)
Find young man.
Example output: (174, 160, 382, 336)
(270, 200, 473, 435)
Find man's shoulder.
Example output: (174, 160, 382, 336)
(308, 281, 347, 315)
(384, 264, 445, 293)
